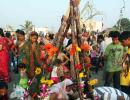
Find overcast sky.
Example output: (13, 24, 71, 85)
(0, 0, 129, 32)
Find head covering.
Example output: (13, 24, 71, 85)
(49, 79, 73, 97)
(62, 79, 73, 86)
(119, 31, 130, 42)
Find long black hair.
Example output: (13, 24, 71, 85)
(0, 28, 4, 37)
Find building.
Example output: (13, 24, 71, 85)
(33, 27, 49, 36)
(81, 19, 103, 32)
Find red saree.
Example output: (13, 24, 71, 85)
(0, 38, 9, 83)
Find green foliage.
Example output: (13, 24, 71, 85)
(20, 20, 34, 34)
(113, 18, 130, 32)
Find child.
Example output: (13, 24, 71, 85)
(56, 59, 65, 82)
(90, 45, 99, 73)
(120, 60, 130, 95)
(0, 81, 8, 100)
(39, 42, 45, 61)
(18, 63, 28, 89)
(51, 59, 65, 83)
(84, 56, 91, 70)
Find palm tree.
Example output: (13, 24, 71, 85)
(20, 20, 34, 34)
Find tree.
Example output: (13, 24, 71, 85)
(80, 0, 103, 32)
(20, 20, 34, 34)
(80, 1, 103, 22)
(113, 18, 130, 32)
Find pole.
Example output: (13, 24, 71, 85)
(119, 0, 125, 32)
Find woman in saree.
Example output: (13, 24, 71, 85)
(24, 31, 41, 79)
(0, 38, 10, 83)
(0, 28, 10, 83)
(12, 30, 26, 73)
(23, 31, 41, 98)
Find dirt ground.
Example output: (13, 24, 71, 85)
(8, 70, 104, 100)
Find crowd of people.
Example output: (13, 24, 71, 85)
(0, 26, 130, 100)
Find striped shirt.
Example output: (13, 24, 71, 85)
(93, 87, 130, 100)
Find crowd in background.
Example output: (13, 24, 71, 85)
(0, 26, 130, 100)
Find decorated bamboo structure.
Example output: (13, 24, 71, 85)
(52, 0, 91, 99)
(69, 0, 84, 99)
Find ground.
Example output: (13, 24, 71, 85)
(8, 70, 104, 99)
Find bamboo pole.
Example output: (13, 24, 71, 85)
(53, 15, 68, 46)
(51, 15, 71, 65)
(74, 0, 87, 74)
(70, 0, 83, 99)
(70, 0, 77, 80)
(52, 0, 88, 99)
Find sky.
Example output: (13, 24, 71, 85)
(0, 0, 130, 32)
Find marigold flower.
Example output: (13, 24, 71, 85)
(76, 46, 81, 52)
(80, 43, 90, 52)
(40, 77, 47, 84)
(35, 67, 42, 75)
(79, 72, 86, 78)
(46, 80, 54, 86)
(88, 79, 98, 86)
